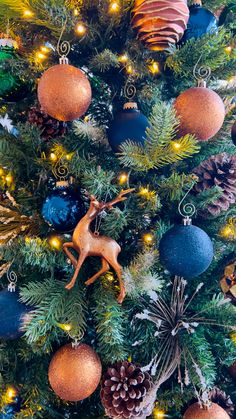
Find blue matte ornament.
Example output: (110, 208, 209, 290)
(42, 182, 85, 233)
(107, 102, 150, 153)
(0, 290, 31, 340)
(181, 1, 218, 44)
(159, 224, 214, 278)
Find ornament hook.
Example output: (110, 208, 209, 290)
(193, 54, 211, 87)
(69, 329, 85, 349)
(7, 266, 17, 292)
(57, 17, 71, 64)
(124, 79, 137, 101)
(52, 150, 69, 183)
(178, 181, 196, 224)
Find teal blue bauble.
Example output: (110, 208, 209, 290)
(0, 290, 31, 340)
(107, 102, 150, 153)
(159, 224, 214, 278)
(181, 2, 218, 44)
(42, 183, 85, 232)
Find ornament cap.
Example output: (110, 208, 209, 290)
(191, 0, 202, 6)
(56, 180, 69, 188)
(123, 102, 138, 110)
(198, 79, 207, 88)
(59, 56, 69, 65)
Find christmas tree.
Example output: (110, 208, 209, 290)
(0, 0, 236, 418)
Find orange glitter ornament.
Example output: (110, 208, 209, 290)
(48, 343, 102, 401)
(183, 402, 230, 419)
(37, 64, 92, 122)
(175, 87, 225, 141)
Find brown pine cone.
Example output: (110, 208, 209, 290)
(28, 107, 68, 140)
(193, 153, 236, 216)
(209, 387, 235, 417)
(100, 361, 153, 419)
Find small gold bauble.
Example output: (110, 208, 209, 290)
(38, 64, 92, 122)
(48, 343, 102, 401)
(175, 87, 225, 141)
(183, 402, 230, 419)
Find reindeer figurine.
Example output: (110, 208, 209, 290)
(63, 189, 134, 304)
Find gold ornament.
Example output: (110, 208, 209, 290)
(37, 64, 92, 122)
(63, 189, 134, 304)
(48, 343, 102, 401)
(174, 87, 225, 141)
(132, 0, 189, 51)
(183, 402, 230, 419)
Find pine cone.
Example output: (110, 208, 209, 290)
(100, 361, 153, 419)
(208, 387, 235, 417)
(28, 107, 68, 140)
(193, 153, 236, 216)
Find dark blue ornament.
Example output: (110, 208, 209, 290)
(181, 2, 218, 44)
(107, 102, 150, 153)
(159, 224, 214, 278)
(0, 290, 31, 340)
(42, 184, 85, 233)
(0, 396, 21, 419)
(0, 396, 21, 418)
(231, 120, 236, 146)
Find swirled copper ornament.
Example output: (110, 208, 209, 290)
(37, 64, 92, 122)
(132, 0, 190, 51)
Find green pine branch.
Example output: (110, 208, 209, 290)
(119, 102, 200, 171)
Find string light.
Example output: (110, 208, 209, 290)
(142, 232, 154, 245)
(36, 51, 47, 61)
(118, 172, 129, 185)
(74, 8, 79, 16)
(40, 46, 50, 53)
(109, 1, 120, 13)
(48, 236, 62, 250)
(230, 332, 236, 344)
(149, 61, 159, 75)
(225, 45, 232, 54)
(172, 141, 182, 151)
(5, 173, 13, 185)
(6, 386, 17, 402)
(126, 64, 134, 75)
(0, 167, 4, 176)
(139, 187, 149, 197)
(23, 9, 33, 18)
(76, 22, 86, 36)
(220, 218, 236, 241)
(153, 407, 166, 419)
(56, 322, 72, 332)
(118, 53, 128, 63)
(50, 152, 57, 162)
(105, 273, 115, 283)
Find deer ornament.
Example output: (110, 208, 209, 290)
(63, 189, 134, 304)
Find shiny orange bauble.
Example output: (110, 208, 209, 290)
(132, 0, 189, 51)
(37, 64, 92, 122)
(48, 343, 102, 401)
(183, 402, 230, 419)
(175, 87, 225, 141)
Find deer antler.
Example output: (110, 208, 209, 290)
(102, 189, 135, 210)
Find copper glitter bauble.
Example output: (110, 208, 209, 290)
(132, 0, 189, 51)
(175, 87, 225, 141)
(183, 402, 230, 419)
(48, 343, 102, 401)
(37, 64, 92, 122)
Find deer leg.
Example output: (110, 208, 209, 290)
(85, 258, 110, 286)
(104, 256, 126, 304)
(63, 242, 78, 269)
(65, 252, 87, 290)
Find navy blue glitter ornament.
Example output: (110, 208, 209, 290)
(0, 396, 21, 418)
(107, 102, 150, 153)
(159, 224, 214, 278)
(42, 182, 85, 233)
(0, 290, 31, 340)
(181, 0, 218, 44)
